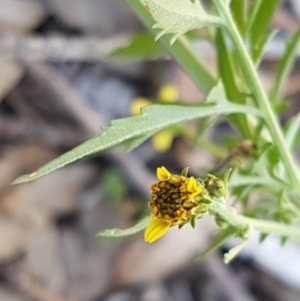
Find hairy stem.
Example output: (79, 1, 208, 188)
(210, 201, 300, 241)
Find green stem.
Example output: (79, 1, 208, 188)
(125, 0, 216, 94)
(213, 0, 300, 192)
(210, 201, 300, 241)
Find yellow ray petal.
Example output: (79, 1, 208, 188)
(144, 218, 170, 243)
(187, 177, 202, 195)
(156, 166, 171, 181)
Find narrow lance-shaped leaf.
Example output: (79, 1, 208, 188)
(196, 226, 236, 261)
(276, 112, 300, 178)
(215, 28, 253, 139)
(270, 29, 300, 104)
(97, 216, 151, 238)
(13, 82, 261, 184)
(231, 0, 247, 37)
(283, 112, 300, 151)
(248, 0, 279, 61)
(224, 240, 249, 264)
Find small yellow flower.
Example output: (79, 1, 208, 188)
(158, 84, 179, 102)
(151, 130, 174, 153)
(144, 166, 205, 243)
(130, 97, 150, 115)
(131, 84, 179, 152)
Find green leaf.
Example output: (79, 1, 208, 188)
(96, 216, 151, 238)
(13, 82, 261, 184)
(216, 29, 240, 101)
(195, 116, 218, 144)
(110, 32, 164, 59)
(231, 0, 246, 37)
(126, 0, 216, 93)
(215, 29, 253, 139)
(283, 112, 300, 151)
(248, 0, 279, 61)
(195, 226, 236, 261)
(229, 170, 286, 190)
(140, 0, 224, 43)
(123, 132, 154, 151)
(223, 239, 248, 264)
(223, 168, 232, 195)
(253, 30, 277, 65)
(275, 112, 300, 179)
(270, 29, 300, 104)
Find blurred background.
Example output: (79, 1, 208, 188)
(0, 0, 300, 300)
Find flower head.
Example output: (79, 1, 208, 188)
(144, 166, 205, 243)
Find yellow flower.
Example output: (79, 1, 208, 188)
(131, 84, 179, 152)
(130, 97, 150, 115)
(144, 166, 204, 243)
(151, 130, 174, 152)
(158, 84, 179, 102)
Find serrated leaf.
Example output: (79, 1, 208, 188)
(140, 0, 224, 43)
(126, 0, 216, 93)
(13, 82, 261, 184)
(270, 29, 300, 104)
(109, 32, 164, 59)
(97, 216, 150, 238)
(195, 226, 236, 261)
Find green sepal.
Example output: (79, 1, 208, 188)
(190, 216, 196, 229)
(178, 223, 185, 230)
(181, 167, 189, 177)
(204, 174, 226, 199)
